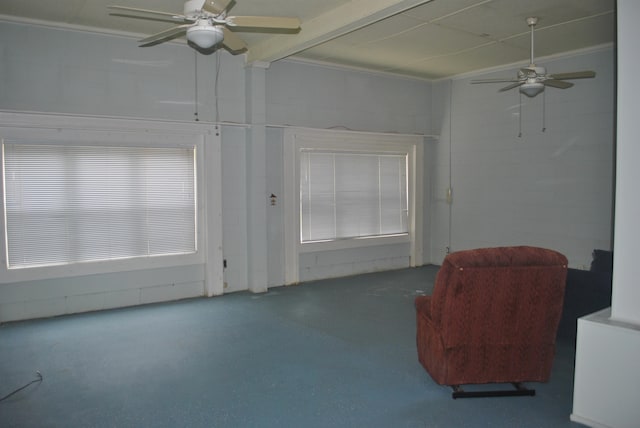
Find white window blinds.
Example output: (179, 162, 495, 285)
(3, 143, 196, 269)
(300, 151, 408, 242)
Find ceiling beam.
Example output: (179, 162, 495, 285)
(245, 0, 435, 65)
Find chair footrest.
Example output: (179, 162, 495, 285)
(451, 382, 535, 399)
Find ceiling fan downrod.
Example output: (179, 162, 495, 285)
(527, 17, 538, 66)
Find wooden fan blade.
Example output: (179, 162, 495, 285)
(499, 82, 524, 92)
(544, 79, 574, 89)
(203, 0, 232, 15)
(222, 27, 247, 52)
(471, 78, 521, 84)
(547, 71, 596, 80)
(108, 5, 187, 23)
(226, 16, 301, 29)
(139, 24, 191, 46)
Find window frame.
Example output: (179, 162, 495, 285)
(283, 127, 423, 284)
(0, 113, 212, 285)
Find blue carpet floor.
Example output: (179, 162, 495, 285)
(0, 266, 584, 427)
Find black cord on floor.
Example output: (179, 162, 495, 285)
(0, 371, 43, 402)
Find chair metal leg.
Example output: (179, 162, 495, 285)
(451, 383, 536, 399)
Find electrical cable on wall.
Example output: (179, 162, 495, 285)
(214, 49, 221, 125)
(214, 50, 221, 136)
(447, 79, 453, 254)
(542, 90, 547, 132)
(0, 371, 43, 402)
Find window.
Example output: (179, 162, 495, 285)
(300, 150, 408, 242)
(283, 127, 424, 284)
(3, 143, 196, 269)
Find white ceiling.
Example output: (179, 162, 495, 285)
(0, 0, 616, 79)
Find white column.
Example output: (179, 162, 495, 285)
(571, 1, 640, 427)
(204, 129, 224, 297)
(610, 0, 640, 325)
(245, 64, 269, 293)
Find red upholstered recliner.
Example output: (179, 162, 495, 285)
(415, 246, 568, 398)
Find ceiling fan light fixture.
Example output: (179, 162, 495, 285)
(520, 81, 544, 97)
(186, 24, 223, 49)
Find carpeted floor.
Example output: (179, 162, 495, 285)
(0, 266, 584, 427)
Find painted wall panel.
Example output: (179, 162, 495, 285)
(0, 265, 205, 322)
(266, 127, 286, 287)
(266, 60, 431, 135)
(221, 126, 249, 293)
(0, 21, 246, 124)
(299, 244, 411, 282)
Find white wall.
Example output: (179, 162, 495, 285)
(0, 21, 246, 122)
(0, 22, 234, 321)
(221, 59, 434, 290)
(0, 112, 223, 322)
(0, 20, 433, 320)
(264, 60, 432, 283)
(0, 18, 617, 321)
(266, 60, 431, 135)
(430, 47, 615, 268)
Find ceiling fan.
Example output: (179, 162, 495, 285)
(108, 0, 301, 53)
(471, 17, 595, 97)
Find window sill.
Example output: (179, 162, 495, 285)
(298, 234, 410, 253)
(0, 252, 204, 284)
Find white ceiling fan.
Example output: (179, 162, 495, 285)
(108, 0, 301, 53)
(471, 17, 595, 97)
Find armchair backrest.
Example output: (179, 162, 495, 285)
(430, 246, 568, 349)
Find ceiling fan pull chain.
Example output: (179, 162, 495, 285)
(542, 90, 546, 132)
(518, 91, 522, 138)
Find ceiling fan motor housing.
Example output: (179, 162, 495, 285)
(527, 66, 546, 76)
(519, 65, 547, 80)
(184, 0, 208, 17)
